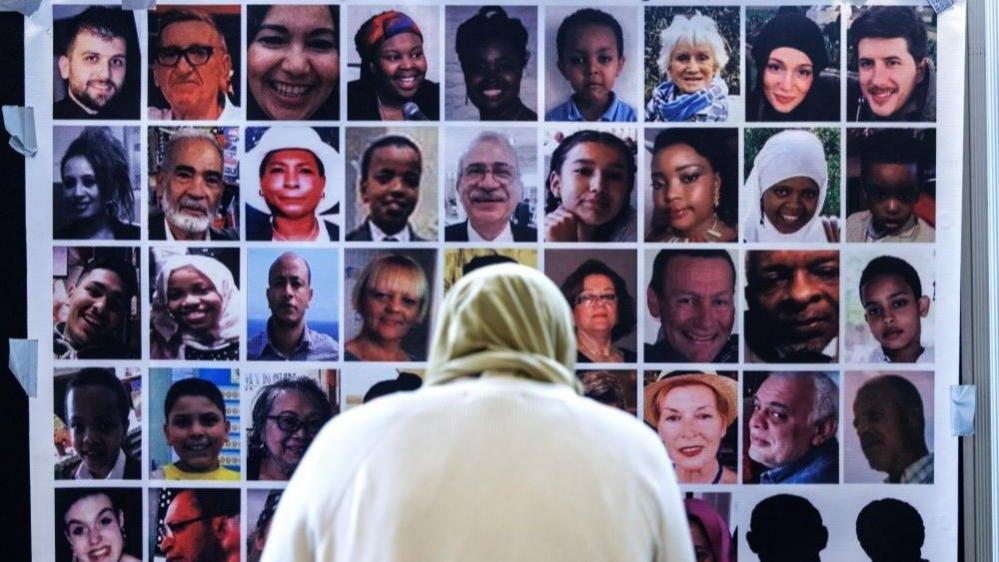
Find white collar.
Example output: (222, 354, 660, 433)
(468, 221, 513, 242)
(370, 220, 411, 242)
(76, 449, 126, 480)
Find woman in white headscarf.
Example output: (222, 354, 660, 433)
(151, 254, 241, 360)
(262, 263, 694, 562)
(742, 129, 839, 242)
(244, 127, 342, 241)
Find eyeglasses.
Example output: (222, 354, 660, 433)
(267, 414, 325, 435)
(158, 514, 215, 541)
(461, 163, 516, 183)
(575, 293, 618, 306)
(156, 45, 215, 67)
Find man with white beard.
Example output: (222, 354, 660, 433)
(150, 128, 238, 240)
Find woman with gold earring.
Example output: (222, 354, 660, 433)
(647, 128, 737, 243)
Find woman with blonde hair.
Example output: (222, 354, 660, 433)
(645, 372, 738, 484)
(345, 254, 430, 361)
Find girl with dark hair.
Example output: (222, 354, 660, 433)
(454, 6, 537, 121)
(248, 377, 333, 480)
(545, 130, 637, 242)
(560, 259, 637, 364)
(55, 127, 138, 240)
(746, 10, 839, 122)
(647, 128, 737, 242)
(56, 489, 141, 562)
(246, 5, 340, 121)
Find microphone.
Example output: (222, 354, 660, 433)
(402, 102, 429, 121)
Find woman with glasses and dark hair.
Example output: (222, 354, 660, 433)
(560, 259, 637, 364)
(248, 377, 333, 481)
(55, 127, 138, 240)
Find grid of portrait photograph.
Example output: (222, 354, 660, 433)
(45, 2, 955, 561)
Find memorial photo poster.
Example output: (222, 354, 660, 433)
(23, 1, 965, 560)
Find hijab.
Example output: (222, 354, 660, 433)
(685, 498, 733, 562)
(425, 263, 581, 393)
(151, 254, 241, 352)
(748, 12, 835, 121)
(743, 129, 828, 242)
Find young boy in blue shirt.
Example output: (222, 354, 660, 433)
(547, 9, 637, 122)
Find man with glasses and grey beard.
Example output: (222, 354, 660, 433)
(150, 128, 237, 241)
(445, 132, 536, 242)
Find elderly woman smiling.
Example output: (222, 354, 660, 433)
(345, 254, 430, 362)
(645, 372, 738, 484)
(646, 14, 731, 122)
(248, 377, 333, 481)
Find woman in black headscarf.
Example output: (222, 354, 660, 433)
(746, 10, 839, 121)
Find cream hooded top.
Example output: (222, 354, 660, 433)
(262, 263, 693, 562)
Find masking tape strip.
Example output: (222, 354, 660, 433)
(1, 106, 36, 157)
(0, 0, 41, 16)
(950, 384, 975, 436)
(7, 339, 37, 398)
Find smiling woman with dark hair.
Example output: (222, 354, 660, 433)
(348, 10, 439, 121)
(247, 5, 339, 121)
(454, 6, 537, 121)
(248, 377, 332, 480)
(56, 488, 140, 562)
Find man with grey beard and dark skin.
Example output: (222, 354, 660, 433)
(150, 129, 237, 240)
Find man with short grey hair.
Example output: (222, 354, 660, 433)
(150, 128, 237, 241)
(748, 372, 839, 484)
(445, 132, 536, 242)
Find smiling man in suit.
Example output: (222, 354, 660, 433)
(446, 132, 536, 242)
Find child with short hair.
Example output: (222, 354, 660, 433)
(154, 377, 239, 480)
(546, 9, 637, 122)
(859, 255, 932, 363)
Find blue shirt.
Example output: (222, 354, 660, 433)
(546, 92, 637, 122)
(248, 320, 339, 361)
(759, 439, 838, 484)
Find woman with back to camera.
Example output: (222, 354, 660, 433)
(151, 254, 241, 360)
(647, 128, 737, 242)
(246, 4, 340, 120)
(746, 10, 839, 122)
(56, 127, 138, 240)
(454, 6, 537, 121)
(545, 130, 637, 242)
(560, 259, 637, 364)
(248, 377, 333, 481)
(57, 488, 140, 562)
(743, 129, 839, 242)
(646, 14, 731, 123)
(345, 254, 430, 362)
(645, 372, 738, 484)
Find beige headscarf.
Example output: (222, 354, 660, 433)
(425, 263, 581, 393)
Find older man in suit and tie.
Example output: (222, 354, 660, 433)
(445, 132, 536, 242)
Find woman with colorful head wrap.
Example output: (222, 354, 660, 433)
(348, 10, 440, 121)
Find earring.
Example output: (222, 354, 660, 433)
(713, 192, 720, 208)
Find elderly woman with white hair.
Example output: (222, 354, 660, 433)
(646, 14, 731, 122)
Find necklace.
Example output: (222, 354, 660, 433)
(272, 217, 320, 241)
(578, 340, 620, 362)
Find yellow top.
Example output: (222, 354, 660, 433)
(160, 463, 240, 481)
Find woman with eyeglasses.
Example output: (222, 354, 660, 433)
(560, 259, 637, 364)
(248, 377, 333, 481)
